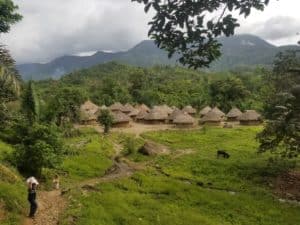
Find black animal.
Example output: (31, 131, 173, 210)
(217, 150, 230, 159)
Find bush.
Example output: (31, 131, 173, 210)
(98, 109, 114, 134)
(9, 122, 65, 177)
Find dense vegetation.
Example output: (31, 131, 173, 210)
(35, 62, 267, 113)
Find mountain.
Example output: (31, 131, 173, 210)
(17, 34, 300, 80)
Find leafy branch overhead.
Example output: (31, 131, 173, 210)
(133, 0, 271, 69)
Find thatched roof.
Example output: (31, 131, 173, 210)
(112, 111, 131, 123)
(239, 110, 261, 121)
(182, 105, 196, 114)
(168, 108, 183, 121)
(201, 110, 223, 122)
(173, 112, 195, 124)
(136, 109, 148, 120)
(226, 107, 243, 118)
(153, 105, 173, 115)
(128, 108, 140, 117)
(200, 106, 212, 116)
(136, 104, 150, 112)
(80, 100, 99, 121)
(109, 102, 125, 112)
(211, 107, 225, 117)
(123, 103, 135, 113)
(144, 109, 168, 121)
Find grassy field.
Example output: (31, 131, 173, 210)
(61, 126, 300, 225)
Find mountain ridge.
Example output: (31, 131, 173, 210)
(17, 34, 300, 80)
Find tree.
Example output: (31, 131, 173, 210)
(209, 76, 249, 112)
(21, 81, 40, 124)
(0, 0, 22, 34)
(0, 46, 21, 102)
(257, 51, 300, 158)
(11, 122, 64, 177)
(133, 0, 272, 69)
(44, 87, 86, 125)
(98, 109, 114, 134)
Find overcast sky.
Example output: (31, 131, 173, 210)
(1, 0, 300, 64)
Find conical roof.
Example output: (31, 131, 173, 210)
(201, 110, 222, 122)
(168, 108, 183, 121)
(112, 111, 131, 123)
(211, 107, 225, 117)
(136, 109, 148, 120)
(226, 107, 243, 118)
(136, 104, 150, 112)
(200, 106, 212, 116)
(182, 105, 196, 114)
(239, 110, 261, 121)
(144, 109, 168, 121)
(123, 103, 135, 113)
(153, 105, 173, 115)
(128, 108, 140, 117)
(173, 112, 195, 124)
(109, 102, 125, 112)
(80, 100, 99, 121)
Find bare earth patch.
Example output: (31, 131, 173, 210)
(275, 171, 300, 201)
(22, 190, 66, 225)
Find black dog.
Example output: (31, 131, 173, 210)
(217, 150, 230, 159)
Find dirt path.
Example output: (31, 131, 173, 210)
(21, 127, 197, 225)
(22, 190, 66, 225)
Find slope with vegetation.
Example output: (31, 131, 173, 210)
(35, 62, 267, 114)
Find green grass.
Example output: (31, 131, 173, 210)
(0, 141, 26, 225)
(59, 128, 115, 185)
(62, 127, 300, 225)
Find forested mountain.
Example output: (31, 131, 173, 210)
(18, 34, 299, 80)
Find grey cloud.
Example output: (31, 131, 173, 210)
(2, 0, 151, 64)
(239, 16, 300, 41)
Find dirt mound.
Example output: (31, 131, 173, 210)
(138, 141, 170, 156)
(275, 171, 300, 201)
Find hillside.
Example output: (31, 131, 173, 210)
(18, 34, 300, 80)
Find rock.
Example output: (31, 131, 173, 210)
(223, 123, 233, 128)
(138, 141, 170, 156)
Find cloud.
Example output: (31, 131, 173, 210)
(239, 16, 300, 42)
(2, 0, 151, 64)
(2, 0, 300, 64)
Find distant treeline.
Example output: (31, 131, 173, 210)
(35, 62, 270, 114)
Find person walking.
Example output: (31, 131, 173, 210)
(26, 177, 39, 218)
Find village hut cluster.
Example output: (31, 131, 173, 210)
(79, 100, 263, 128)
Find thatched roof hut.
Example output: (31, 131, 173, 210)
(112, 111, 131, 127)
(109, 102, 125, 112)
(239, 110, 262, 125)
(200, 106, 212, 117)
(80, 100, 99, 124)
(200, 110, 222, 126)
(153, 105, 173, 115)
(182, 105, 197, 115)
(211, 107, 225, 117)
(144, 109, 168, 124)
(226, 107, 243, 121)
(173, 112, 195, 128)
(128, 108, 140, 120)
(136, 110, 148, 122)
(136, 104, 150, 112)
(168, 108, 183, 122)
(123, 103, 135, 114)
